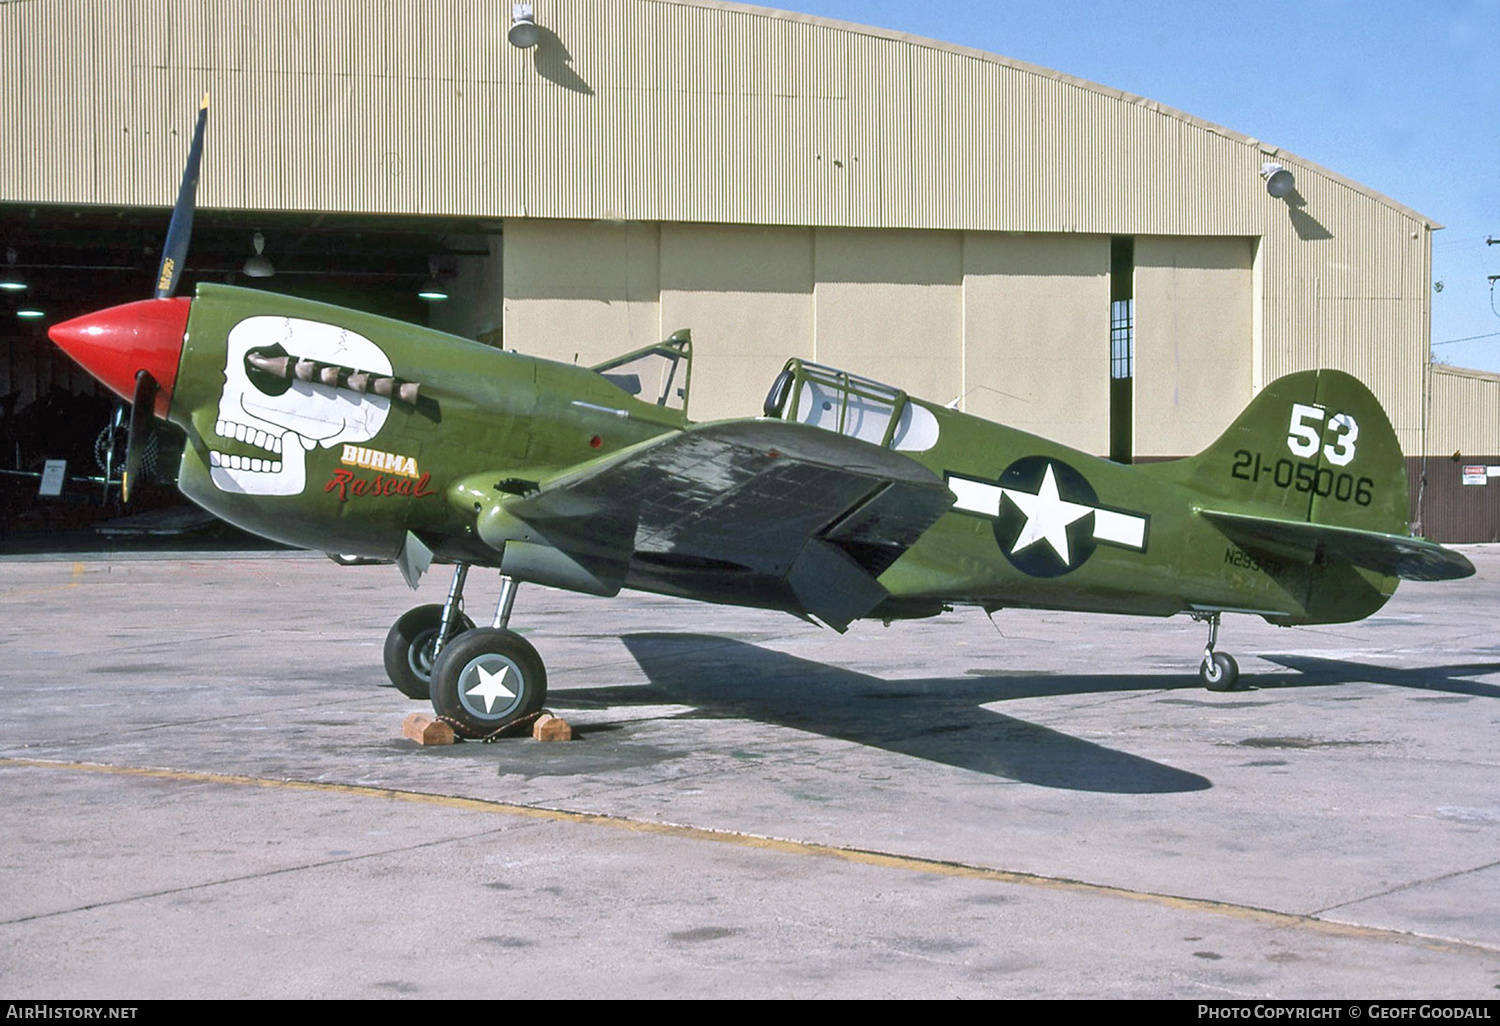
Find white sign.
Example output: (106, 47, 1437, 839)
(1462, 465, 1486, 486)
(38, 459, 66, 497)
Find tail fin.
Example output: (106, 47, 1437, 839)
(1147, 369, 1472, 586)
(1153, 369, 1409, 535)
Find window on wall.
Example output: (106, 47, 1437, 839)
(1110, 299, 1133, 380)
(1109, 236, 1135, 464)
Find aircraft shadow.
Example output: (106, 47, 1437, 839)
(558, 633, 1215, 794)
(1254, 654, 1500, 699)
(557, 635, 1500, 791)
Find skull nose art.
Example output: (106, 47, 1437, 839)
(49, 297, 191, 418)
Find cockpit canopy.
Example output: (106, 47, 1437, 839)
(592, 330, 692, 411)
(762, 359, 940, 452)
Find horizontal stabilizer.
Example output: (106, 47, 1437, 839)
(1199, 508, 1474, 582)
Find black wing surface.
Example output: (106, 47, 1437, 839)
(498, 420, 954, 628)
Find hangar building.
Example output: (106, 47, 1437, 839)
(3, 0, 1498, 540)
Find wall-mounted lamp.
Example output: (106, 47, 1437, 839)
(242, 230, 276, 278)
(509, 3, 540, 48)
(16, 306, 44, 321)
(0, 247, 27, 292)
(1260, 162, 1295, 198)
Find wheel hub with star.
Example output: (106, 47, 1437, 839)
(456, 653, 526, 721)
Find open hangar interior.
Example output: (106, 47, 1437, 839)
(2, 0, 1497, 542)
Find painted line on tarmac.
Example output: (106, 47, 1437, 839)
(4, 755, 1494, 956)
(0, 562, 87, 597)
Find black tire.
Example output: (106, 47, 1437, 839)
(429, 628, 548, 739)
(1200, 652, 1240, 692)
(383, 604, 475, 700)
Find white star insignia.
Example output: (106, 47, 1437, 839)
(947, 464, 1149, 568)
(466, 663, 517, 713)
(1001, 464, 1094, 565)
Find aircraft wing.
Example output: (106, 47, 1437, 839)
(1198, 508, 1475, 582)
(494, 420, 955, 629)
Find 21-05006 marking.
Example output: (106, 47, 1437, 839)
(1231, 449, 1375, 506)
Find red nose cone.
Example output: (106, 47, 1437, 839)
(49, 297, 191, 417)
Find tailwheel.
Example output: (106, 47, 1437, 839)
(1192, 611, 1239, 691)
(383, 604, 475, 700)
(429, 628, 548, 739)
(1199, 652, 1239, 692)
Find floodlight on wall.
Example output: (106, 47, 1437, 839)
(0, 247, 26, 292)
(242, 230, 276, 278)
(16, 307, 44, 321)
(418, 257, 450, 302)
(1260, 162, 1295, 198)
(509, 3, 540, 48)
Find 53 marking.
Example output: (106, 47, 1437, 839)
(1286, 402, 1358, 466)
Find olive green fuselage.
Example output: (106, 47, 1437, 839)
(170, 285, 1395, 628)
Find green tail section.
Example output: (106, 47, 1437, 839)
(1156, 369, 1410, 536)
(1147, 370, 1470, 624)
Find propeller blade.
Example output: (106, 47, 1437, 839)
(153, 93, 210, 300)
(122, 370, 159, 503)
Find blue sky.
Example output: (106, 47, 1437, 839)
(766, 0, 1500, 372)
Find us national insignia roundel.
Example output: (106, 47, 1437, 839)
(945, 457, 1150, 579)
(992, 457, 1100, 577)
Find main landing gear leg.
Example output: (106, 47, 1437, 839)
(383, 563, 476, 701)
(429, 574, 548, 739)
(1193, 612, 1239, 691)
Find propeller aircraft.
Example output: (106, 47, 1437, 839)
(46, 100, 1476, 738)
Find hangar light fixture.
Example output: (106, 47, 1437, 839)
(16, 306, 44, 321)
(0, 247, 26, 292)
(509, 3, 540, 48)
(418, 257, 450, 302)
(242, 230, 276, 278)
(1260, 162, 1295, 198)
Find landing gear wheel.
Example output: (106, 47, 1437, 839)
(1200, 652, 1240, 692)
(383, 604, 475, 700)
(429, 628, 548, 739)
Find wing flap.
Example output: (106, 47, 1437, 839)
(1199, 508, 1474, 582)
(787, 539, 893, 630)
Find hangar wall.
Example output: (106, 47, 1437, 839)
(958, 234, 1110, 457)
(1134, 237, 1255, 457)
(498, 219, 1256, 457)
(1414, 366, 1500, 543)
(0, 0, 1439, 453)
(1430, 366, 1500, 457)
(661, 223, 817, 417)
